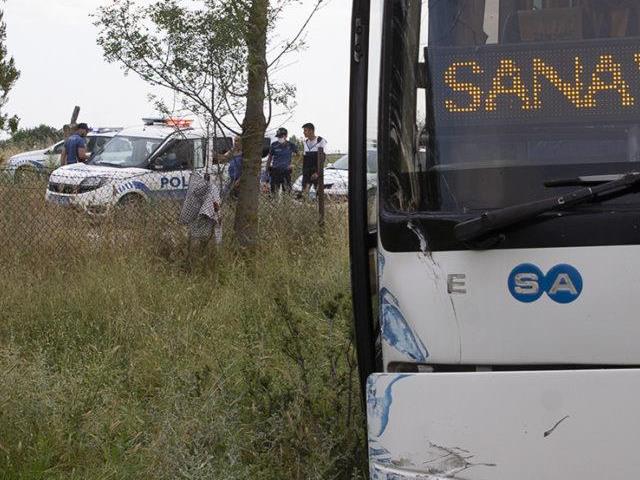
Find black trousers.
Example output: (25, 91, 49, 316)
(270, 168, 291, 194)
(302, 155, 318, 189)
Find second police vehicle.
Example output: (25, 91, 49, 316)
(349, 1, 640, 479)
(7, 128, 121, 181)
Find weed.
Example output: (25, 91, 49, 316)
(0, 182, 366, 479)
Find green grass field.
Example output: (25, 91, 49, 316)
(0, 189, 366, 479)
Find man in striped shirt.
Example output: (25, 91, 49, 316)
(301, 122, 328, 195)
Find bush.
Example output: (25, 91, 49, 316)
(0, 124, 62, 165)
(5, 124, 62, 147)
(0, 184, 366, 479)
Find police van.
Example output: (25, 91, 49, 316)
(7, 128, 121, 182)
(45, 119, 229, 214)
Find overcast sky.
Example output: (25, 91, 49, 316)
(4, 0, 351, 152)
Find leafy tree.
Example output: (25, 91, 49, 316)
(288, 134, 303, 151)
(95, 0, 323, 248)
(0, 8, 19, 133)
(1, 124, 61, 149)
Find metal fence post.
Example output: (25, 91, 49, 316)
(318, 146, 325, 227)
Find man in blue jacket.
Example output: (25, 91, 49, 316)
(60, 123, 90, 165)
(266, 127, 298, 195)
(222, 136, 243, 200)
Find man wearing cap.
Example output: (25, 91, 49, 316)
(301, 123, 328, 195)
(266, 127, 298, 195)
(60, 123, 90, 165)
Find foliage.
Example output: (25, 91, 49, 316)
(0, 8, 19, 133)
(95, 0, 325, 246)
(0, 182, 367, 479)
(0, 124, 61, 166)
(94, 0, 308, 137)
(289, 134, 303, 152)
(2, 124, 61, 148)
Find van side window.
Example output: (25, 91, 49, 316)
(52, 142, 65, 155)
(193, 139, 206, 169)
(161, 139, 195, 171)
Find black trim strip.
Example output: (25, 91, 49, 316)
(349, 0, 377, 401)
(380, 209, 640, 252)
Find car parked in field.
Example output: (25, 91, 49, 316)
(45, 119, 229, 215)
(6, 128, 121, 181)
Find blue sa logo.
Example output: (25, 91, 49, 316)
(508, 263, 583, 304)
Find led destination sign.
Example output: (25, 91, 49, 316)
(428, 38, 640, 127)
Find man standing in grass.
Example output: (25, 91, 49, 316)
(301, 122, 328, 196)
(266, 127, 298, 195)
(60, 123, 90, 166)
(222, 136, 243, 200)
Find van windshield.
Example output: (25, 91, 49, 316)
(90, 136, 162, 168)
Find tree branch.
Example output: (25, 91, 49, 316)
(268, 0, 324, 68)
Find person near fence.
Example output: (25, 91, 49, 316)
(222, 136, 243, 200)
(180, 171, 222, 265)
(60, 123, 90, 166)
(301, 123, 328, 197)
(266, 127, 298, 195)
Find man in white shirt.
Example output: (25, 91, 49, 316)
(301, 122, 328, 195)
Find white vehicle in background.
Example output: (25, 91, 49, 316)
(45, 119, 229, 215)
(6, 128, 121, 181)
(292, 148, 378, 199)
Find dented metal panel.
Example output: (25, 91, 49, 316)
(379, 244, 640, 366)
(368, 370, 640, 479)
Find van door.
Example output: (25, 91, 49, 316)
(148, 138, 197, 200)
(44, 141, 65, 170)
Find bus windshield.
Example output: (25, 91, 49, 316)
(413, 0, 640, 213)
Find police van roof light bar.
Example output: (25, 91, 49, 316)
(142, 117, 165, 125)
(142, 117, 193, 128)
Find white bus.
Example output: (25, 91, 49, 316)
(349, 1, 640, 478)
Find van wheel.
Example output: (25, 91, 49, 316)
(14, 166, 40, 184)
(115, 194, 147, 223)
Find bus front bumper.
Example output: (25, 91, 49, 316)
(367, 369, 640, 480)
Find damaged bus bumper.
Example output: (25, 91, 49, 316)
(367, 370, 640, 480)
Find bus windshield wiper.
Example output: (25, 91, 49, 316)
(455, 172, 640, 243)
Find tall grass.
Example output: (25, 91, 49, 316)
(0, 184, 366, 479)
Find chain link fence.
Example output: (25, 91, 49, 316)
(0, 164, 346, 267)
(0, 160, 363, 478)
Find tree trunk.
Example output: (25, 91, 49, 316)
(234, 0, 268, 249)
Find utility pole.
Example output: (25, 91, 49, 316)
(63, 106, 80, 139)
(60, 106, 80, 166)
